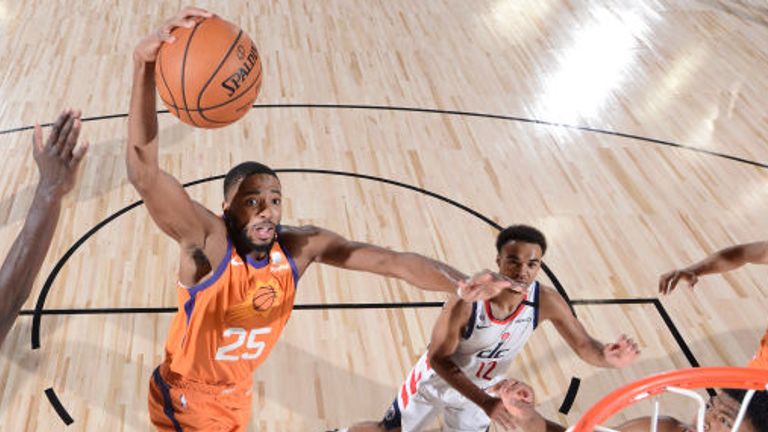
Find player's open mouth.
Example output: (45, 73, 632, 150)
(252, 225, 275, 241)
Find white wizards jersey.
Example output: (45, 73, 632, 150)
(399, 281, 540, 403)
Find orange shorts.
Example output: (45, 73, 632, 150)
(747, 329, 768, 370)
(148, 364, 252, 431)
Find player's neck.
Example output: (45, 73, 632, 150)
(488, 289, 526, 315)
(248, 250, 269, 261)
(231, 236, 271, 262)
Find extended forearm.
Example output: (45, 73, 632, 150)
(431, 357, 492, 409)
(576, 337, 612, 368)
(394, 253, 466, 293)
(0, 188, 63, 344)
(126, 61, 161, 189)
(684, 243, 766, 276)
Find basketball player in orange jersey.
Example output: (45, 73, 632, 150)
(0, 108, 88, 348)
(488, 378, 768, 432)
(339, 225, 639, 432)
(128, 8, 517, 431)
(659, 242, 768, 370)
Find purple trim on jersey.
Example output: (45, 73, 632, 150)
(183, 238, 232, 325)
(281, 241, 300, 285)
(246, 254, 269, 269)
(461, 301, 478, 340)
(275, 225, 300, 286)
(153, 367, 183, 432)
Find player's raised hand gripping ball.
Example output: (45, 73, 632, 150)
(154, 10, 262, 128)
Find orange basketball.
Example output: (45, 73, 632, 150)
(155, 16, 262, 128)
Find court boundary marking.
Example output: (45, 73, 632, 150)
(1, 104, 767, 170)
(0, 105, 728, 424)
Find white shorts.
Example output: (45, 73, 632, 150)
(381, 374, 491, 432)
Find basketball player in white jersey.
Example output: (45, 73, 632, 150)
(339, 225, 639, 432)
(0, 108, 89, 347)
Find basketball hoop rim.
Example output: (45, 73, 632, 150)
(570, 367, 768, 432)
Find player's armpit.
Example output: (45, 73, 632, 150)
(131, 170, 219, 247)
(427, 297, 473, 361)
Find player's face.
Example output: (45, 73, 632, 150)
(496, 241, 543, 288)
(224, 174, 282, 254)
(697, 394, 755, 432)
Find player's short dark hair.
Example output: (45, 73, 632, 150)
(223, 162, 279, 198)
(723, 388, 768, 432)
(495, 225, 547, 255)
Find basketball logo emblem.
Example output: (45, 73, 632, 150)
(252, 285, 277, 312)
(224, 278, 283, 326)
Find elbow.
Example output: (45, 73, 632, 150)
(126, 157, 157, 192)
(126, 170, 151, 192)
(426, 350, 449, 371)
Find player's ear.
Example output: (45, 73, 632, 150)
(222, 200, 229, 211)
(496, 254, 501, 268)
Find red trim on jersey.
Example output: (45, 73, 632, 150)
(409, 370, 420, 394)
(400, 383, 410, 409)
(484, 290, 530, 324)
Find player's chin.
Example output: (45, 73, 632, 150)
(248, 236, 273, 248)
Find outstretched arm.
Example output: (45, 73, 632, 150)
(540, 286, 639, 368)
(289, 225, 513, 299)
(126, 7, 218, 249)
(0, 109, 88, 347)
(659, 241, 768, 294)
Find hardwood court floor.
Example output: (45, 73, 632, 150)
(1, 0, 768, 430)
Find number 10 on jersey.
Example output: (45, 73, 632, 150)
(215, 327, 272, 361)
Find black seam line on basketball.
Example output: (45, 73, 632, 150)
(30, 169, 571, 349)
(180, 21, 202, 127)
(44, 388, 74, 425)
(0, 104, 765, 172)
(558, 377, 581, 415)
(196, 30, 243, 123)
(158, 49, 180, 119)
(170, 67, 263, 115)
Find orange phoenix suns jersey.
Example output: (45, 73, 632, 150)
(162, 234, 298, 387)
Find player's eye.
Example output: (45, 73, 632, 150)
(272, 198, 281, 205)
(247, 198, 258, 206)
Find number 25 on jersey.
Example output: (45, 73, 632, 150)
(215, 327, 272, 361)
